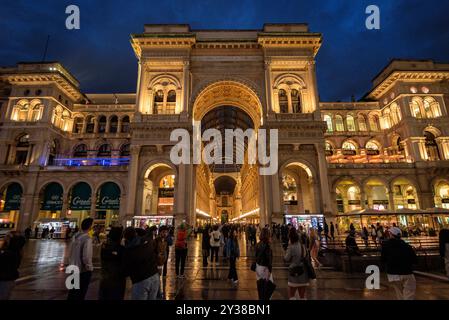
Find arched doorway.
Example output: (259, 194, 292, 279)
(391, 178, 420, 210)
(137, 163, 176, 228)
(435, 180, 449, 209)
(335, 179, 362, 214)
(364, 178, 389, 211)
(0, 182, 23, 233)
(96, 182, 121, 227)
(68, 182, 92, 226)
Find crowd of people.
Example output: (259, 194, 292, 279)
(1, 218, 449, 301)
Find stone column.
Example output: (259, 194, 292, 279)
(419, 192, 435, 210)
(388, 190, 395, 211)
(90, 190, 97, 219)
(316, 144, 333, 216)
(182, 61, 190, 115)
(270, 172, 282, 223)
(61, 192, 69, 218)
(287, 89, 293, 114)
(361, 191, 367, 209)
(264, 60, 274, 115)
(258, 172, 268, 227)
(307, 60, 320, 115)
(17, 194, 34, 231)
(273, 89, 280, 114)
(93, 118, 99, 134)
(125, 145, 141, 220)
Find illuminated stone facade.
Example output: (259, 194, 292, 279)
(1, 24, 449, 234)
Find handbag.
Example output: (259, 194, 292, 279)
(303, 255, 316, 279)
(288, 264, 304, 277)
(257, 278, 276, 300)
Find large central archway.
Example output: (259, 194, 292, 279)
(192, 81, 264, 225)
(192, 80, 264, 128)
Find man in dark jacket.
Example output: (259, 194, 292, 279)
(122, 227, 160, 300)
(202, 226, 211, 267)
(381, 227, 417, 300)
(0, 232, 26, 300)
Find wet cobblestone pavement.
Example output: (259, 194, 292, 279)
(9, 235, 449, 300)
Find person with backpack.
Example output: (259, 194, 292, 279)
(174, 224, 188, 278)
(121, 227, 160, 300)
(210, 225, 221, 265)
(284, 228, 309, 300)
(67, 218, 94, 300)
(0, 231, 26, 300)
(226, 229, 240, 284)
(381, 227, 417, 300)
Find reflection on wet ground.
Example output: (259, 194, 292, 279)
(9, 234, 449, 300)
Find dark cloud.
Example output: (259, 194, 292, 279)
(1, 0, 449, 100)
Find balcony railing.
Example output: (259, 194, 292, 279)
(52, 157, 130, 167)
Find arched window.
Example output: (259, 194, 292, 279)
(279, 90, 288, 113)
(73, 144, 88, 158)
(154, 90, 164, 114)
(324, 115, 333, 132)
(52, 106, 63, 128)
(109, 115, 118, 133)
(382, 108, 392, 129)
(390, 103, 401, 125)
(121, 115, 130, 133)
(424, 131, 440, 161)
(30, 102, 42, 122)
(73, 117, 84, 134)
(369, 115, 380, 131)
(424, 97, 442, 118)
(98, 116, 107, 133)
(410, 98, 423, 118)
(291, 89, 302, 113)
(325, 142, 334, 156)
(342, 141, 357, 155)
(366, 140, 380, 155)
(165, 90, 176, 114)
(346, 115, 356, 131)
(18, 102, 29, 121)
(85, 116, 95, 133)
(335, 115, 345, 131)
(15, 134, 30, 165)
(97, 144, 112, 157)
(167, 90, 176, 102)
(120, 144, 130, 157)
(357, 114, 368, 131)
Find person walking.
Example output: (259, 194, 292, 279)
(174, 224, 188, 278)
(24, 226, 32, 240)
(99, 227, 126, 300)
(210, 225, 221, 265)
(439, 229, 449, 279)
(370, 224, 377, 245)
(34, 225, 39, 239)
(361, 226, 370, 247)
(49, 226, 55, 239)
(284, 228, 309, 300)
(309, 228, 321, 268)
(345, 230, 361, 256)
(67, 218, 94, 300)
(323, 221, 330, 241)
(381, 227, 417, 300)
(281, 224, 289, 250)
(0, 232, 26, 300)
(330, 222, 335, 241)
(202, 226, 211, 267)
(255, 228, 274, 300)
(376, 223, 385, 244)
(121, 227, 160, 300)
(226, 230, 240, 284)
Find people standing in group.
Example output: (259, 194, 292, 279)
(67, 218, 94, 300)
(330, 222, 335, 241)
(155, 226, 170, 276)
(202, 226, 211, 267)
(99, 227, 126, 300)
(210, 225, 221, 265)
(309, 228, 321, 268)
(439, 228, 449, 279)
(255, 228, 274, 300)
(0, 231, 26, 300)
(121, 227, 160, 300)
(284, 228, 309, 300)
(221, 224, 230, 260)
(226, 229, 240, 285)
(381, 227, 417, 300)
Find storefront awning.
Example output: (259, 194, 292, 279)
(3, 183, 23, 212)
(96, 182, 120, 210)
(41, 183, 63, 211)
